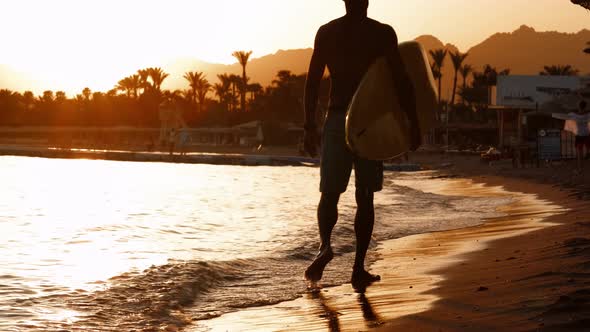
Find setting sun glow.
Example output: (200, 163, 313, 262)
(0, 0, 587, 95)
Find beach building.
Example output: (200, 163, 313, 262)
(493, 75, 590, 164)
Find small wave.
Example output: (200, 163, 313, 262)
(66, 260, 247, 330)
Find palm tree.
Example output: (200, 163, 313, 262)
(55, 91, 67, 103)
(22, 91, 35, 110)
(106, 89, 118, 98)
(228, 74, 241, 112)
(183, 71, 205, 105)
(117, 76, 135, 98)
(248, 83, 263, 101)
(195, 76, 212, 113)
(430, 63, 442, 120)
(272, 70, 296, 88)
(459, 64, 473, 90)
(449, 51, 469, 106)
(147, 67, 169, 94)
(40, 91, 54, 103)
(82, 87, 91, 101)
(232, 50, 253, 112)
(137, 69, 150, 95)
(213, 83, 224, 104)
(216, 74, 232, 110)
(128, 74, 141, 99)
(429, 48, 447, 106)
(459, 64, 473, 104)
(539, 65, 580, 76)
(482, 65, 510, 86)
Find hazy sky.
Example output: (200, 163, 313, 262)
(1, 0, 588, 93)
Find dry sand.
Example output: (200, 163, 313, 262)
(192, 160, 590, 332)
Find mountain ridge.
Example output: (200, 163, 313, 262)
(1, 25, 589, 100)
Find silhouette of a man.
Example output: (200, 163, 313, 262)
(303, 0, 420, 291)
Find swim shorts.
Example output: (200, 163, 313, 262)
(320, 112, 383, 193)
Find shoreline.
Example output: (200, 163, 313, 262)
(190, 174, 568, 332)
(379, 173, 590, 332)
(0, 145, 422, 171)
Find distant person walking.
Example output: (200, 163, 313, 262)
(303, 0, 420, 292)
(553, 100, 590, 173)
(168, 128, 177, 156)
(178, 127, 191, 156)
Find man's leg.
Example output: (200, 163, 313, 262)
(351, 158, 383, 291)
(305, 192, 340, 282)
(351, 187, 381, 290)
(306, 112, 353, 282)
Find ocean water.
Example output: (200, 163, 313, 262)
(0, 156, 512, 331)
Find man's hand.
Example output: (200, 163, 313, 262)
(304, 127, 321, 158)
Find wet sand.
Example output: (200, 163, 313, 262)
(380, 175, 590, 332)
(192, 174, 583, 332)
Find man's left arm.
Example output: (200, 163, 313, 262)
(385, 26, 420, 150)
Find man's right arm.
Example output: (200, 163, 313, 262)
(303, 27, 327, 157)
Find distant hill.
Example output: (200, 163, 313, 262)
(163, 48, 314, 92)
(415, 25, 590, 100)
(164, 25, 590, 100)
(2, 25, 589, 99)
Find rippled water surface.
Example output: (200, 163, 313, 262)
(0, 156, 512, 331)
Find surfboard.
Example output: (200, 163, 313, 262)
(345, 41, 438, 160)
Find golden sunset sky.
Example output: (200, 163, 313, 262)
(0, 0, 588, 94)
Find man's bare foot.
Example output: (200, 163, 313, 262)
(304, 247, 334, 282)
(351, 269, 381, 293)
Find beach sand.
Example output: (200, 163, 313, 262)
(193, 166, 590, 332)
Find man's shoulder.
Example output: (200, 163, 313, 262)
(318, 17, 345, 33)
(368, 19, 396, 36)
(318, 17, 395, 35)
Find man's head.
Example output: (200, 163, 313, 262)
(343, 0, 369, 18)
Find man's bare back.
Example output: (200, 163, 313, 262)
(310, 17, 398, 112)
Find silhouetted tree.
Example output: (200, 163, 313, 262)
(429, 48, 447, 106)
(248, 83, 263, 102)
(41, 90, 55, 103)
(55, 91, 67, 103)
(22, 91, 34, 111)
(215, 74, 232, 111)
(195, 76, 211, 113)
(460, 64, 473, 90)
(82, 88, 91, 101)
(539, 65, 579, 76)
(449, 51, 469, 106)
(117, 75, 140, 99)
(137, 69, 150, 95)
(228, 74, 241, 112)
(183, 71, 205, 105)
(146, 67, 169, 94)
(232, 50, 253, 112)
(458, 65, 510, 106)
